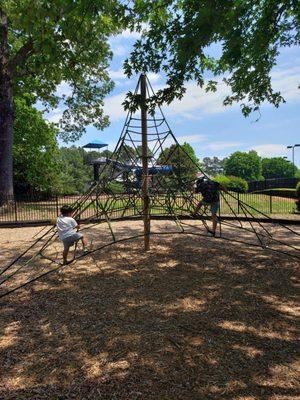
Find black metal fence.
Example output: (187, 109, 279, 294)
(0, 192, 298, 225)
(248, 177, 300, 192)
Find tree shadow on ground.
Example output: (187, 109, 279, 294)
(0, 221, 299, 399)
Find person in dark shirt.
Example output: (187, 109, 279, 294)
(193, 176, 227, 236)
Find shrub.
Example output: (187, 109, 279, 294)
(214, 175, 248, 193)
(107, 181, 125, 194)
(296, 182, 300, 197)
(296, 182, 300, 212)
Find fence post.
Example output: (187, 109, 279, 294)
(96, 194, 99, 218)
(55, 194, 59, 216)
(14, 197, 18, 222)
(269, 195, 272, 214)
(237, 192, 240, 214)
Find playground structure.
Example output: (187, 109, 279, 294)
(0, 74, 299, 299)
(90, 157, 173, 189)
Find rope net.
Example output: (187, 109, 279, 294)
(1, 75, 299, 299)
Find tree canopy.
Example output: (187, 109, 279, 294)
(1, 0, 125, 140)
(125, 0, 300, 115)
(13, 96, 62, 195)
(0, 1, 125, 196)
(202, 156, 226, 177)
(13, 97, 112, 196)
(59, 146, 93, 194)
(262, 157, 295, 179)
(1, 1, 299, 198)
(157, 142, 199, 187)
(224, 150, 263, 181)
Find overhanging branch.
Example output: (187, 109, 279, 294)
(8, 38, 34, 75)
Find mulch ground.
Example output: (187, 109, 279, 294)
(0, 220, 299, 400)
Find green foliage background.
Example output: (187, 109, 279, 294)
(224, 151, 263, 181)
(296, 182, 300, 212)
(13, 96, 62, 195)
(2, 0, 125, 141)
(11, 102, 299, 196)
(214, 175, 248, 193)
(157, 142, 200, 189)
(262, 157, 295, 179)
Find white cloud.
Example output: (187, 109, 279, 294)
(109, 24, 149, 60)
(109, 69, 126, 80)
(103, 78, 161, 121)
(118, 28, 141, 40)
(113, 24, 149, 40)
(104, 92, 127, 121)
(104, 77, 232, 123)
(111, 44, 129, 57)
(271, 64, 300, 103)
(205, 141, 243, 151)
(56, 81, 72, 97)
(162, 63, 299, 120)
(168, 80, 233, 118)
(104, 61, 299, 125)
(162, 133, 206, 149)
(109, 69, 161, 85)
(109, 23, 149, 58)
(175, 112, 203, 122)
(251, 144, 287, 157)
(46, 108, 64, 123)
(147, 73, 161, 83)
(177, 134, 207, 144)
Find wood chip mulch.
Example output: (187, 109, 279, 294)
(0, 220, 299, 399)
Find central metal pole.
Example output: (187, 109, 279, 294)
(140, 74, 150, 251)
(292, 146, 295, 178)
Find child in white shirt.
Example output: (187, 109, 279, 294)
(56, 205, 88, 264)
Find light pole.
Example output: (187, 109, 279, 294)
(287, 144, 300, 177)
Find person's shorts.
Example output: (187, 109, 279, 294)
(62, 232, 83, 250)
(202, 201, 220, 214)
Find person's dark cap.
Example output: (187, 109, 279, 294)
(60, 205, 74, 216)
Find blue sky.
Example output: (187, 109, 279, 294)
(48, 29, 300, 167)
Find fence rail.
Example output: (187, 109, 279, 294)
(0, 192, 298, 225)
(248, 177, 300, 192)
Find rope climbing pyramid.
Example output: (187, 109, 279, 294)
(1, 74, 299, 299)
(65, 75, 205, 246)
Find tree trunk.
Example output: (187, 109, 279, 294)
(0, 9, 14, 201)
